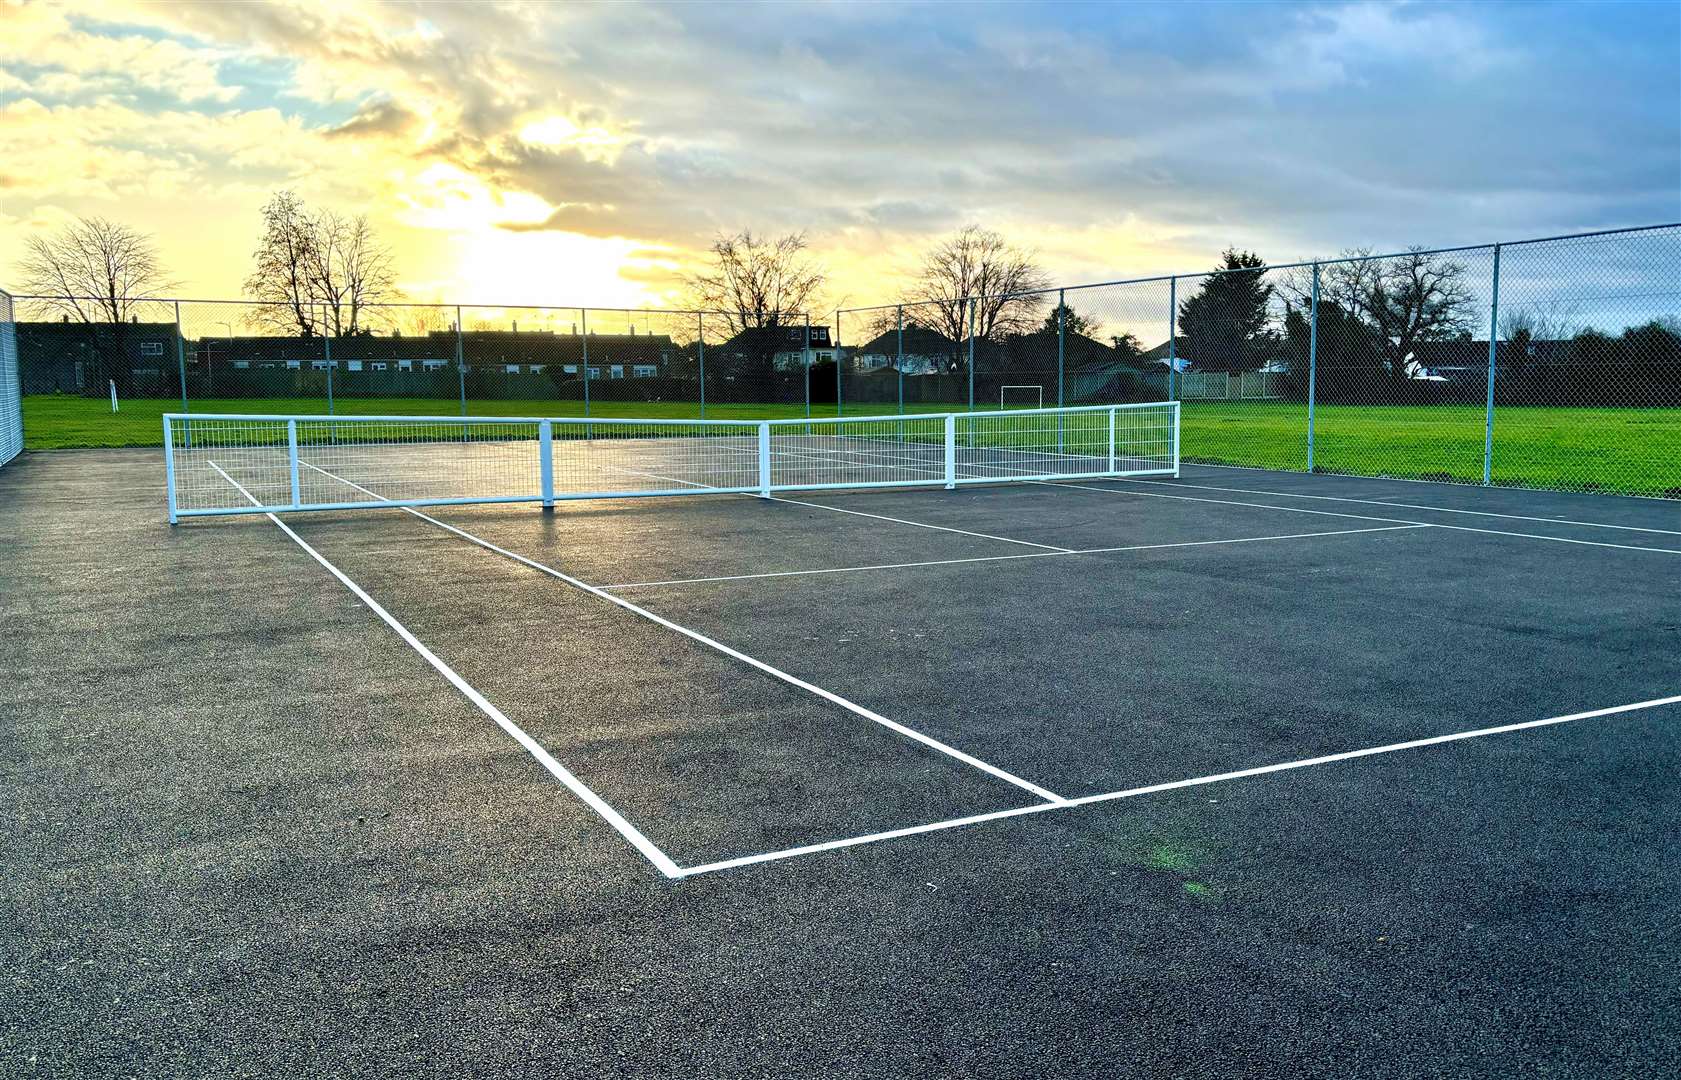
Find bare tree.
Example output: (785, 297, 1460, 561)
(1285, 248, 1477, 382)
(1500, 307, 1578, 345)
(685, 230, 826, 335)
(904, 226, 1051, 355)
(244, 190, 397, 336)
(309, 211, 396, 337)
(18, 216, 176, 393)
(19, 216, 173, 323)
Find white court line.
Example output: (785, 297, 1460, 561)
(1043, 480, 1681, 555)
(297, 459, 1067, 804)
(204, 461, 684, 879)
(1119, 475, 1681, 537)
(674, 694, 1681, 877)
(599, 525, 1429, 590)
(768, 496, 1075, 552)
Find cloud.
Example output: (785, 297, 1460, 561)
(1, 0, 1675, 309)
(0, 3, 239, 104)
(325, 99, 421, 140)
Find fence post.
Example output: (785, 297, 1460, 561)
(1483, 244, 1501, 486)
(538, 419, 554, 511)
(804, 314, 812, 419)
(1307, 263, 1319, 473)
(967, 298, 976, 413)
(835, 309, 844, 416)
(944, 413, 956, 489)
(163, 415, 177, 524)
(896, 305, 905, 415)
(696, 311, 706, 419)
(173, 301, 188, 417)
(324, 325, 334, 416)
(580, 308, 591, 437)
(287, 418, 301, 509)
(1056, 288, 1066, 452)
(1167, 277, 1177, 401)
(1056, 288, 1066, 407)
(757, 421, 772, 498)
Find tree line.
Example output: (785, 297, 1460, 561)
(12, 204, 1678, 405)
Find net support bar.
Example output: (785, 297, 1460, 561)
(757, 421, 772, 499)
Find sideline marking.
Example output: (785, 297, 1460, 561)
(298, 459, 1067, 805)
(204, 461, 683, 878)
(1116, 475, 1681, 537)
(674, 694, 1681, 877)
(600, 525, 1428, 590)
(1044, 481, 1681, 555)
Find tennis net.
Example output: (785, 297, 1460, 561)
(162, 402, 1179, 521)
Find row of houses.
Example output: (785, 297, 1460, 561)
(18, 315, 1538, 396)
(13, 320, 843, 394)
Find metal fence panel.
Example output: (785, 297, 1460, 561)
(1490, 228, 1681, 497)
(0, 289, 20, 467)
(836, 223, 1679, 500)
(13, 223, 1680, 500)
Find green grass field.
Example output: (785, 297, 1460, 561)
(21, 393, 1681, 498)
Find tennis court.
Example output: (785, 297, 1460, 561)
(4, 406, 1678, 1076)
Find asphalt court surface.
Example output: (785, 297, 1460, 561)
(4, 448, 1678, 1077)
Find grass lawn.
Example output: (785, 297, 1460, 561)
(21, 393, 1681, 498)
(1180, 401, 1681, 498)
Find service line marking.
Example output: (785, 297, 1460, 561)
(599, 524, 1428, 590)
(673, 694, 1681, 877)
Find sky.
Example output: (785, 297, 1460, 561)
(1, 0, 1677, 317)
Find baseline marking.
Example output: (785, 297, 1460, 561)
(674, 694, 1681, 877)
(204, 461, 683, 878)
(297, 459, 1067, 804)
(1044, 480, 1681, 555)
(1117, 475, 1681, 537)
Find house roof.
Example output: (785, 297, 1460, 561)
(853, 324, 959, 355)
(718, 324, 833, 352)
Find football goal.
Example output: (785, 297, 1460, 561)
(1000, 384, 1043, 409)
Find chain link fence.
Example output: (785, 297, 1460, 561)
(837, 223, 1680, 499)
(6, 299, 818, 449)
(6, 223, 1676, 498)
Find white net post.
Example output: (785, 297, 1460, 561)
(757, 420, 772, 498)
(1107, 407, 1116, 474)
(163, 416, 179, 524)
(1173, 402, 1182, 477)
(539, 419, 555, 511)
(943, 413, 956, 489)
(287, 419, 301, 508)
